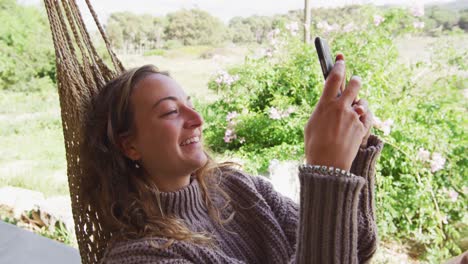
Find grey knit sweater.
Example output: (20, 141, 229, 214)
(103, 135, 383, 264)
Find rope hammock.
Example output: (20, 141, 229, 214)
(43, 0, 124, 263)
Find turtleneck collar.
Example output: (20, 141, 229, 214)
(159, 177, 209, 221)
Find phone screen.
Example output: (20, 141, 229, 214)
(314, 37, 334, 80)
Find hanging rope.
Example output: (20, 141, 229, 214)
(43, 0, 124, 263)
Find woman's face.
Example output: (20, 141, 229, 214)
(121, 73, 207, 183)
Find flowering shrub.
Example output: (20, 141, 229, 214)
(200, 5, 467, 261)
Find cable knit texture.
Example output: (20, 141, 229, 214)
(103, 135, 383, 264)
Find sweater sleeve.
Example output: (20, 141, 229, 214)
(350, 134, 384, 263)
(102, 240, 196, 264)
(295, 134, 384, 264)
(101, 238, 241, 264)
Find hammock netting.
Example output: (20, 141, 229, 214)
(43, 0, 125, 262)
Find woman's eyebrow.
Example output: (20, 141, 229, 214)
(152, 96, 191, 109)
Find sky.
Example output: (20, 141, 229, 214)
(21, 0, 455, 24)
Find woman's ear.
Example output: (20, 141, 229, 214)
(118, 133, 141, 161)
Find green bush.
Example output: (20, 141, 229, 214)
(0, 0, 55, 92)
(202, 5, 467, 261)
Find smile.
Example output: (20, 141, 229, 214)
(180, 136, 200, 146)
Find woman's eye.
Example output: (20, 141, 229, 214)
(163, 110, 178, 116)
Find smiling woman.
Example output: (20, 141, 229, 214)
(81, 65, 234, 248)
(118, 73, 208, 192)
(80, 62, 384, 264)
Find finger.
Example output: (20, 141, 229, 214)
(341, 75, 361, 105)
(353, 105, 365, 116)
(353, 99, 368, 114)
(360, 109, 373, 132)
(321, 60, 345, 102)
(335, 54, 346, 96)
(352, 91, 366, 106)
(354, 98, 368, 108)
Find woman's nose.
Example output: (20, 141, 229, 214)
(183, 106, 204, 129)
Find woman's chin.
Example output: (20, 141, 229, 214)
(180, 142, 206, 161)
(183, 151, 208, 170)
(194, 152, 208, 168)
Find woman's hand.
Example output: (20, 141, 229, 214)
(304, 57, 372, 171)
(353, 98, 373, 148)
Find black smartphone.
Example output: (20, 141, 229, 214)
(314, 37, 334, 80)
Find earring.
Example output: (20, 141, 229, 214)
(134, 161, 140, 169)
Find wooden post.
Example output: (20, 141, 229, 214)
(304, 0, 311, 44)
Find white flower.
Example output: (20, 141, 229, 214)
(267, 28, 280, 41)
(286, 22, 299, 36)
(316, 21, 326, 29)
(413, 21, 425, 29)
(224, 128, 237, 143)
(286, 106, 295, 115)
(343, 23, 355, 33)
(225, 129, 234, 137)
(269, 107, 295, 120)
(411, 5, 425, 17)
(447, 189, 458, 202)
(269, 107, 282, 120)
(215, 70, 239, 86)
(373, 15, 385, 26)
(374, 117, 393, 135)
(417, 148, 431, 162)
(226, 111, 238, 121)
(430, 152, 446, 172)
(316, 21, 337, 33)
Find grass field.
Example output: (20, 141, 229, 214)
(0, 89, 67, 197)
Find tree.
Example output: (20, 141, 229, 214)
(228, 17, 256, 43)
(106, 12, 166, 52)
(165, 9, 227, 46)
(0, 0, 55, 91)
(239, 16, 274, 44)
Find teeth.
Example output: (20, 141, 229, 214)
(181, 136, 200, 146)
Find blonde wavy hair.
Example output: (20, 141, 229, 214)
(81, 64, 235, 248)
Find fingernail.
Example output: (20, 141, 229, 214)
(351, 75, 361, 81)
(335, 60, 344, 65)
